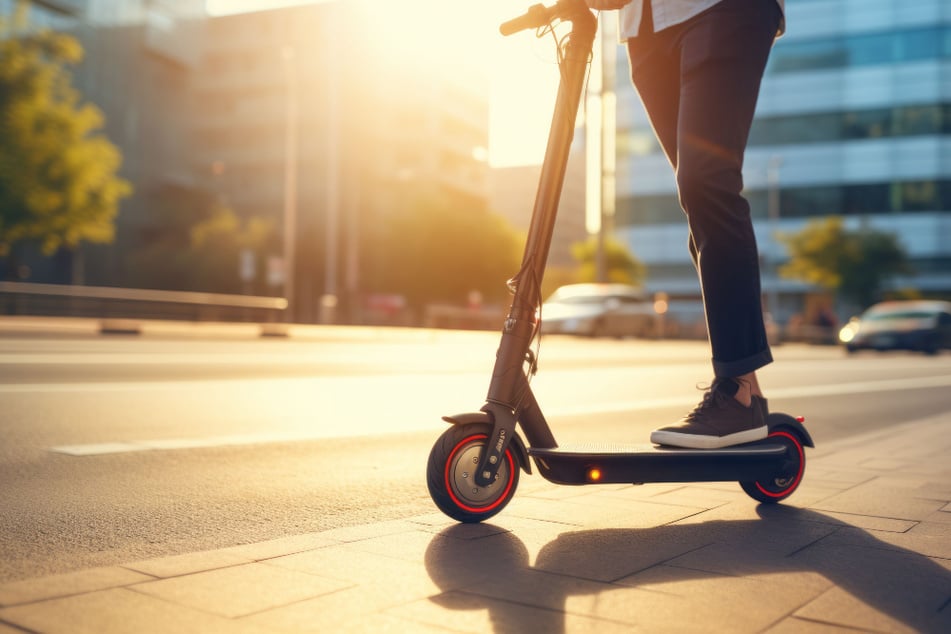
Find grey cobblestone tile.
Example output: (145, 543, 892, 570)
(644, 485, 740, 509)
(0, 566, 154, 607)
(810, 480, 947, 520)
(500, 497, 595, 525)
(130, 563, 352, 619)
(263, 544, 441, 589)
(544, 496, 719, 530)
(337, 613, 465, 633)
(810, 510, 918, 533)
(387, 590, 635, 634)
(763, 616, 866, 632)
(909, 520, 951, 537)
(215, 533, 342, 562)
(794, 586, 923, 634)
(123, 548, 252, 578)
(607, 564, 830, 632)
(315, 519, 426, 543)
(242, 580, 452, 633)
(0, 588, 279, 634)
(789, 535, 951, 632)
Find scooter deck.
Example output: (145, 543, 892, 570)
(529, 441, 791, 485)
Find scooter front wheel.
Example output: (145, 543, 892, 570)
(426, 423, 519, 523)
(740, 428, 806, 503)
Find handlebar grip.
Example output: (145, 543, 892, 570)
(499, 3, 552, 36)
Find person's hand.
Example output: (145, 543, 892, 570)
(585, 0, 633, 10)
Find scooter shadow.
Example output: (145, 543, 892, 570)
(424, 506, 950, 633)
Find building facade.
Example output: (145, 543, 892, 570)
(611, 0, 951, 325)
(193, 1, 491, 322)
(1, 0, 205, 286)
(4, 0, 491, 324)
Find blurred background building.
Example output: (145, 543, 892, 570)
(2, 0, 496, 323)
(1, 0, 205, 287)
(191, 1, 491, 322)
(611, 0, 951, 324)
(7, 0, 947, 330)
(489, 138, 586, 269)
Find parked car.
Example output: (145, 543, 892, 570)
(540, 283, 656, 338)
(838, 300, 951, 355)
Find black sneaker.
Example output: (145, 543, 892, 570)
(650, 378, 768, 449)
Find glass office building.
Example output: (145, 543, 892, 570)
(612, 0, 951, 323)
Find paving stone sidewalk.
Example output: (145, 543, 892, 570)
(2, 413, 950, 633)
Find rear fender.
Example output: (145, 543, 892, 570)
(767, 412, 815, 448)
(442, 412, 532, 475)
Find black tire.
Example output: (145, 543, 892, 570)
(426, 423, 520, 523)
(740, 428, 806, 504)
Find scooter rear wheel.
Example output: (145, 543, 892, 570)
(740, 428, 806, 503)
(427, 423, 519, 523)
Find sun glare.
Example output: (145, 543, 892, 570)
(364, 0, 562, 166)
(205, 0, 560, 167)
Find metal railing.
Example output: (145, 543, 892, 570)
(0, 281, 287, 332)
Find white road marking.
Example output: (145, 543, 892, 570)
(43, 373, 951, 456)
(550, 373, 951, 416)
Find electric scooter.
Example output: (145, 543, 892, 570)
(426, 0, 813, 524)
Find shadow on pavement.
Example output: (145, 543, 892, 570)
(424, 506, 951, 633)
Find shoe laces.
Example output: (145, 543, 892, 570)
(683, 378, 746, 422)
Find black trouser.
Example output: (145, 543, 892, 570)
(627, 0, 781, 378)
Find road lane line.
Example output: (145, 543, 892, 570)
(50, 432, 347, 456)
(549, 373, 951, 416)
(45, 374, 951, 456)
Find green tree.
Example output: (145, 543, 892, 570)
(361, 191, 523, 309)
(0, 3, 131, 262)
(779, 216, 911, 308)
(571, 236, 646, 286)
(126, 187, 274, 294)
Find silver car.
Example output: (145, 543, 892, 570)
(540, 283, 657, 338)
(839, 300, 951, 355)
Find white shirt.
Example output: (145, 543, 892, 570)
(619, 0, 786, 40)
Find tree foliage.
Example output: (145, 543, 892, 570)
(0, 5, 131, 257)
(126, 187, 274, 294)
(571, 236, 645, 287)
(779, 216, 911, 308)
(360, 191, 524, 308)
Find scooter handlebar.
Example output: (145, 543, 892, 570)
(499, 3, 555, 36)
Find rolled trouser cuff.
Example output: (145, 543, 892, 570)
(713, 348, 773, 379)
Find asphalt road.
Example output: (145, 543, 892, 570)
(2, 328, 951, 583)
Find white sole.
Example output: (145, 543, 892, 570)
(650, 426, 769, 450)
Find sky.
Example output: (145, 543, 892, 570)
(204, 0, 564, 166)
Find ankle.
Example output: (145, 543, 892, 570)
(732, 373, 764, 406)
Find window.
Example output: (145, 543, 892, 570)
(898, 181, 939, 212)
(744, 103, 949, 148)
(894, 105, 942, 136)
(843, 108, 891, 139)
(847, 32, 894, 66)
(768, 26, 951, 74)
(618, 180, 951, 227)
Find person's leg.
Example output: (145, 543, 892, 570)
(648, 0, 782, 448)
(626, 2, 682, 172)
(677, 0, 779, 380)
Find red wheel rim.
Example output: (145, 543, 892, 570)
(755, 430, 805, 498)
(444, 434, 516, 514)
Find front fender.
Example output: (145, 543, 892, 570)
(442, 412, 532, 475)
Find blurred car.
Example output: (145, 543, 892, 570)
(540, 283, 656, 338)
(838, 300, 951, 355)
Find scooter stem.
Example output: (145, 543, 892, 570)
(475, 1, 596, 487)
(487, 1, 597, 410)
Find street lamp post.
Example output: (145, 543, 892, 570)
(282, 46, 298, 323)
(766, 155, 783, 322)
(320, 15, 341, 325)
